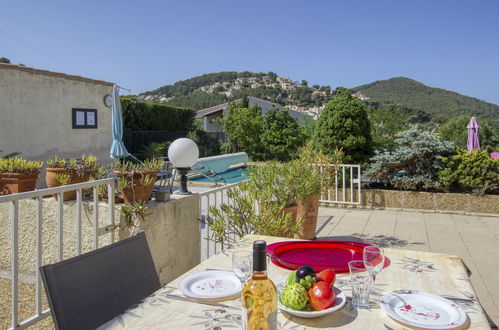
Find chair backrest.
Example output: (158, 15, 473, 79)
(40, 232, 160, 330)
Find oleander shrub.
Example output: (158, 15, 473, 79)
(438, 149, 499, 195)
(365, 125, 455, 191)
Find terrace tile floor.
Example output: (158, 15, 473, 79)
(316, 207, 499, 328)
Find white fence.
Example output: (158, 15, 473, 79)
(199, 164, 361, 260)
(317, 164, 361, 205)
(199, 181, 242, 261)
(0, 178, 115, 330)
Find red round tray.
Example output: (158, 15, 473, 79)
(267, 240, 390, 273)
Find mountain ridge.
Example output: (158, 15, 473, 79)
(138, 72, 499, 124)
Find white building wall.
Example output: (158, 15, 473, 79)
(0, 64, 114, 169)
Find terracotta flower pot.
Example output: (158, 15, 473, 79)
(115, 170, 158, 204)
(0, 172, 39, 195)
(294, 195, 319, 240)
(45, 168, 89, 201)
(279, 204, 298, 238)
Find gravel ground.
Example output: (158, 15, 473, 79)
(0, 278, 54, 329)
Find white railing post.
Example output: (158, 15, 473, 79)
(93, 186, 99, 249)
(11, 200, 19, 328)
(76, 189, 82, 255)
(107, 182, 115, 244)
(57, 193, 64, 261)
(35, 196, 43, 315)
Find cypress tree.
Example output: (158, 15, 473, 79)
(314, 88, 373, 164)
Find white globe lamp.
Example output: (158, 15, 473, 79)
(168, 138, 199, 194)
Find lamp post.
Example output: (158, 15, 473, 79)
(168, 138, 199, 195)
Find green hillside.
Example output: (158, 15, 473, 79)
(139, 71, 332, 110)
(353, 77, 499, 123)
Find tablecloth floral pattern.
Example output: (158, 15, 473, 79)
(98, 235, 490, 330)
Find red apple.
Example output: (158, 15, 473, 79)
(308, 281, 335, 311)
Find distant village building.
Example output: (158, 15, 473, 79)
(351, 91, 370, 101)
(0, 63, 114, 170)
(195, 96, 310, 133)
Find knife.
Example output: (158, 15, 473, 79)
(163, 293, 231, 308)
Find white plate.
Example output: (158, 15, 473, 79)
(277, 283, 346, 318)
(178, 271, 242, 300)
(380, 290, 468, 329)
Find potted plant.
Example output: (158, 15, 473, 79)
(113, 158, 164, 204)
(207, 181, 302, 248)
(46, 154, 100, 201)
(0, 157, 43, 195)
(293, 143, 344, 239)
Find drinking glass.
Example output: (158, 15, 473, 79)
(363, 245, 385, 289)
(232, 251, 252, 283)
(348, 260, 373, 309)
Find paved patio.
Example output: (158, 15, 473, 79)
(316, 207, 499, 328)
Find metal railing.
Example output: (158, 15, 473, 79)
(0, 178, 115, 329)
(199, 181, 242, 261)
(316, 164, 362, 205)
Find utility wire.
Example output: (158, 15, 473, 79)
(0, 28, 94, 78)
(0, 28, 132, 92)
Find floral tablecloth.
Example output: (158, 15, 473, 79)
(99, 235, 491, 329)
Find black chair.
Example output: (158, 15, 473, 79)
(40, 232, 160, 330)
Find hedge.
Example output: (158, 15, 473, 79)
(121, 97, 196, 131)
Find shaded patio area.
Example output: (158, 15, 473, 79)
(316, 207, 499, 327)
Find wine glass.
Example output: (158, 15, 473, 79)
(363, 245, 385, 290)
(232, 251, 252, 283)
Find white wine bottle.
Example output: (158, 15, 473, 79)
(241, 240, 277, 330)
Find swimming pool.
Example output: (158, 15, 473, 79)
(190, 167, 249, 184)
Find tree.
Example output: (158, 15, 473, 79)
(368, 107, 410, 150)
(218, 101, 264, 159)
(0, 57, 11, 63)
(261, 109, 305, 161)
(438, 115, 498, 152)
(314, 88, 373, 164)
(312, 84, 320, 90)
(366, 125, 455, 191)
(301, 80, 308, 86)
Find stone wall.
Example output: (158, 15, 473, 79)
(0, 194, 201, 286)
(324, 188, 499, 215)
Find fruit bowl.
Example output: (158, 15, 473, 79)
(277, 283, 346, 318)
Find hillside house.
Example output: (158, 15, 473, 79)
(195, 96, 309, 133)
(0, 63, 114, 171)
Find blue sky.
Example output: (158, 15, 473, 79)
(2, 0, 499, 104)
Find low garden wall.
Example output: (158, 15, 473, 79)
(325, 188, 499, 215)
(0, 194, 200, 286)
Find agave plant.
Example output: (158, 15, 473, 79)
(47, 154, 101, 178)
(0, 157, 43, 174)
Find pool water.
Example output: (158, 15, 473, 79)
(190, 167, 249, 184)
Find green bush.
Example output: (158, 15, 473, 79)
(438, 149, 499, 194)
(120, 97, 195, 131)
(144, 141, 171, 159)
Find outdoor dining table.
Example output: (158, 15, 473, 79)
(99, 234, 491, 329)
